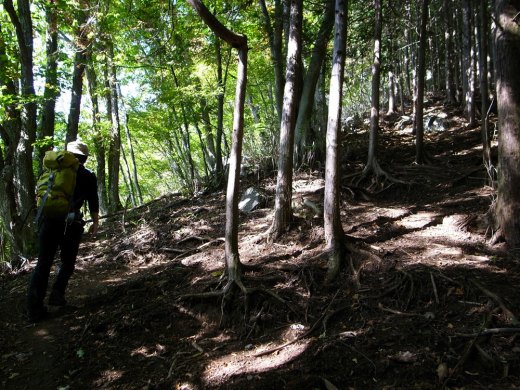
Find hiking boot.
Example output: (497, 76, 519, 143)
(27, 306, 48, 323)
(48, 291, 67, 306)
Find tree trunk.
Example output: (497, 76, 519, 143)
(324, 0, 348, 283)
(414, 0, 429, 164)
(65, 4, 88, 144)
(0, 24, 20, 258)
(366, 0, 382, 170)
(172, 69, 197, 194)
(494, 0, 520, 249)
(200, 97, 217, 173)
(478, 0, 492, 173)
(444, 0, 457, 104)
(270, 0, 303, 239)
(187, 0, 248, 286)
(462, 0, 476, 127)
(3, 0, 37, 255)
(387, 72, 396, 115)
(259, 0, 285, 121)
(85, 57, 109, 215)
(214, 37, 228, 187)
(105, 40, 122, 212)
(293, 0, 335, 167)
(38, 0, 59, 174)
(117, 84, 143, 205)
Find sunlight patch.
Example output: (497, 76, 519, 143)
(33, 329, 49, 337)
(94, 369, 124, 386)
(424, 244, 463, 258)
(202, 341, 309, 385)
(398, 212, 439, 229)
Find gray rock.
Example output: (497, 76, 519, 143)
(424, 115, 448, 133)
(239, 187, 265, 213)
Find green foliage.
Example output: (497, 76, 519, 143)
(1, 0, 428, 205)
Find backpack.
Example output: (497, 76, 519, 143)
(35, 150, 79, 222)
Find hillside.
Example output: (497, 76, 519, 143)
(1, 100, 520, 389)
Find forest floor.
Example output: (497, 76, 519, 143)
(2, 97, 520, 390)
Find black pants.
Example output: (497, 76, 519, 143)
(27, 218, 84, 310)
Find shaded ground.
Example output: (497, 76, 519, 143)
(2, 100, 520, 389)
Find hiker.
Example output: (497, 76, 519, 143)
(27, 140, 99, 323)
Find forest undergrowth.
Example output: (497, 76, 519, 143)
(1, 99, 520, 389)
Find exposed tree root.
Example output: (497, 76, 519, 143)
(253, 288, 342, 357)
(160, 237, 224, 259)
(489, 227, 504, 245)
(471, 279, 519, 325)
(352, 158, 407, 192)
(455, 327, 520, 337)
(177, 274, 287, 327)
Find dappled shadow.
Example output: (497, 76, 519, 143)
(2, 100, 519, 389)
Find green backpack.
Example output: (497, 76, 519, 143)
(35, 150, 79, 222)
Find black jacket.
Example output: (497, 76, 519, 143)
(73, 165, 99, 216)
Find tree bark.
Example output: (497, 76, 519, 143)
(3, 0, 37, 255)
(38, 0, 59, 174)
(0, 21, 20, 257)
(65, 4, 88, 144)
(414, 0, 429, 164)
(462, 0, 476, 127)
(105, 39, 122, 212)
(494, 0, 520, 249)
(367, 0, 382, 170)
(214, 37, 231, 188)
(85, 56, 109, 215)
(444, 0, 457, 104)
(187, 0, 248, 284)
(324, 0, 348, 282)
(270, 0, 303, 239)
(117, 84, 143, 205)
(259, 0, 285, 121)
(387, 71, 396, 115)
(293, 0, 335, 167)
(478, 0, 492, 173)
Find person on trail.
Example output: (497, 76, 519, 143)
(27, 140, 99, 323)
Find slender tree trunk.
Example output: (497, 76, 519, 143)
(270, 0, 303, 239)
(105, 40, 122, 212)
(259, 0, 285, 121)
(444, 0, 457, 104)
(65, 4, 88, 144)
(38, 0, 59, 174)
(294, 0, 335, 167)
(454, 6, 463, 104)
(172, 69, 196, 194)
(404, 16, 412, 97)
(3, 0, 37, 255)
(478, 0, 492, 174)
(187, 0, 248, 289)
(324, 0, 348, 283)
(414, 0, 429, 164)
(366, 0, 382, 170)
(170, 107, 192, 187)
(200, 97, 216, 171)
(215, 37, 226, 187)
(0, 23, 20, 257)
(85, 57, 109, 215)
(462, 0, 476, 127)
(120, 146, 136, 207)
(117, 85, 143, 205)
(387, 71, 396, 115)
(494, 0, 520, 249)
(193, 119, 211, 181)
